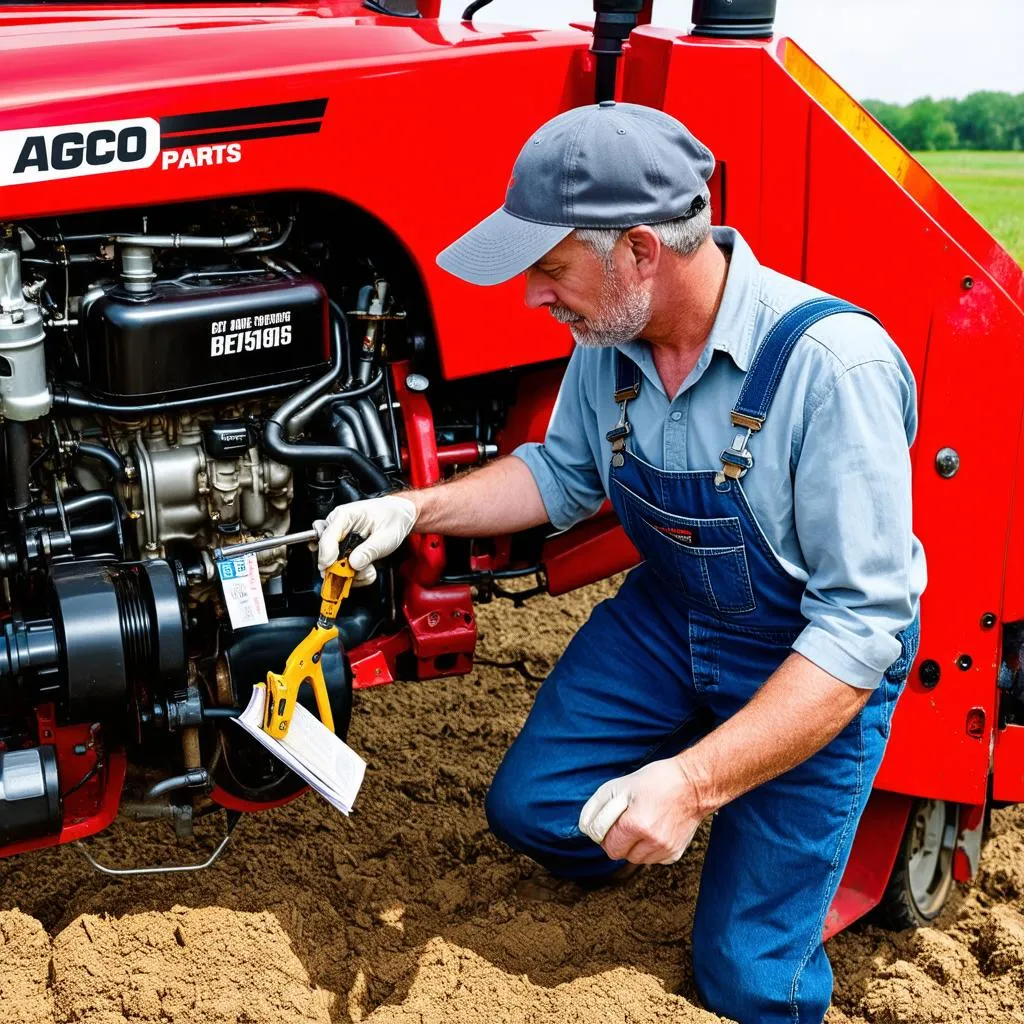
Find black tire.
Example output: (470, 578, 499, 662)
(876, 798, 959, 930)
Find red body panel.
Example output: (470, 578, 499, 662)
(4, 3, 1024, 926)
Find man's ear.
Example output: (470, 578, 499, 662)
(624, 226, 661, 282)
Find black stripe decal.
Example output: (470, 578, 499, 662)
(159, 98, 328, 135)
(160, 121, 322, 150)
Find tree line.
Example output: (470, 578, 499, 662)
(862, 92, 1024, 151)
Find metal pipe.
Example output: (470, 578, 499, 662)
(5, 420, 30, 511)
(333, 403, 370, 454)
(213, 528, 317, 561)
(237, 217, 295, 254)
(357, 396, 395, 469)
(111, 230, 257, 249)
(268, 299, 347, 434)
(334, 419, 358, 449)
(290, 371, 384, 426)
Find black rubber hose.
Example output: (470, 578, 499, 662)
(25, 492, 126, 555)
(268, 299, 348, 431)
(74, 442, 126, 482)
(52, 378, 302, 417)
(261, 304, 391, 494)
(5, 421, 31, 511)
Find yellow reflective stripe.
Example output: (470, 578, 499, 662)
(780, 38, 912, 186)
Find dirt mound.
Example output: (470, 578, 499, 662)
(0, 910, 52, 1024)
(1, 578, 1023, 1023)
(49, 907, 332, 1024)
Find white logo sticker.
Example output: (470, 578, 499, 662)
(0, 118, 160, 186)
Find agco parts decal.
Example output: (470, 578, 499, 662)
(0, 118, 160, 185)
(0, 99, 328, 183)
(159, 98, 328, 170)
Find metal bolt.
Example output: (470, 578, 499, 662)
(918, 660, 941, 689)
(981, 613, 997, 630)
(962, 276, 974, 290)
(935, 448, 960, 478)
(957, 653, 973, 671)
(405, 373, 430, 393)
(427, 611, 440, 627)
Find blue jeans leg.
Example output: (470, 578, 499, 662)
(691, 678, 899, 1024)
(485, 568, 709, 882)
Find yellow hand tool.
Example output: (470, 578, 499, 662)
(262, 531, 363, 739)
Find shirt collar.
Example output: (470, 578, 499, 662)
(615, 225, 761, 388)
(703, 226, 761, 373)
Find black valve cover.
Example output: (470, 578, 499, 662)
(82, 274, 328, 405)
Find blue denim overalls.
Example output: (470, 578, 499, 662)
(486, 298, 921, 1023)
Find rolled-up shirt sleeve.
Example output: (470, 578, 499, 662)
(512, 347, 606, 532)
(791, 359, 920, 689)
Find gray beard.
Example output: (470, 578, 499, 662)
(549, 275, 652, 349)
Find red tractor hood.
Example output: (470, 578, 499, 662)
(0, 3, 583, 117)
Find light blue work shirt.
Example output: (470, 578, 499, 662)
(513, 226, 926, 689)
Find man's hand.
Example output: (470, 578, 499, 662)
(578, 758, 704, 865)
(314, 495, 418, 584)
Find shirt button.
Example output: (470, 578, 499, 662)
(670, 411, 683, 421)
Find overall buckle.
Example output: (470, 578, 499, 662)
(719, 429, 754, 480)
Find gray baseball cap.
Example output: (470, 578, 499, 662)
(436, 101, 715, 286)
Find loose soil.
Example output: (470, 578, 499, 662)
(2, 578, 1023, 1023)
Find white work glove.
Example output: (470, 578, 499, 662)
(313, 495, 418, 586)
(578, 758, 703, 866)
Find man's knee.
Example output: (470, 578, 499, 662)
(485, 767, 545, 852)
(484, 763, 576, 859)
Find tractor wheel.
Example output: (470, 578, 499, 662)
(877, 798, 959, 929)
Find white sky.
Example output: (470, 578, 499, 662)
(439, 0, 1024, 103)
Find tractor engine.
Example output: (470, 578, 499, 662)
(0, 198, 503, 854)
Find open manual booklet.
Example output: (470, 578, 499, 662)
(233, 683, 367, 815)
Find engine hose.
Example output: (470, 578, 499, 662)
(52, 378, 303, 417)
(263, 418, 391, 494)
(269, 298, 348, 431)
(332, 404, 370, 454)
(5, 420, 31, 511)
(290, 371, 384, 428)
(25, 492, 126, 554)
(262, 304, 392, 493)
(73, 442, 126, 482)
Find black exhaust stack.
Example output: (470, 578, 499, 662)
(691, 0, 776, 38)
(592, 1, 645, 104)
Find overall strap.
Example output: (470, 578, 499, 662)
(606, 351, 642, 467)
(719, 297, 880, 480)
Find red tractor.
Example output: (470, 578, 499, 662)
(1, 0, 1022, 936)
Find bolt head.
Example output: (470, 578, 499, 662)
(935, 448, 960, 478)
(919, 659, 941, 688)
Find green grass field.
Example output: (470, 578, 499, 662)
(912, 150, 1024, 264)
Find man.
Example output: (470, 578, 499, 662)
(316, 102, 925, 1023)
